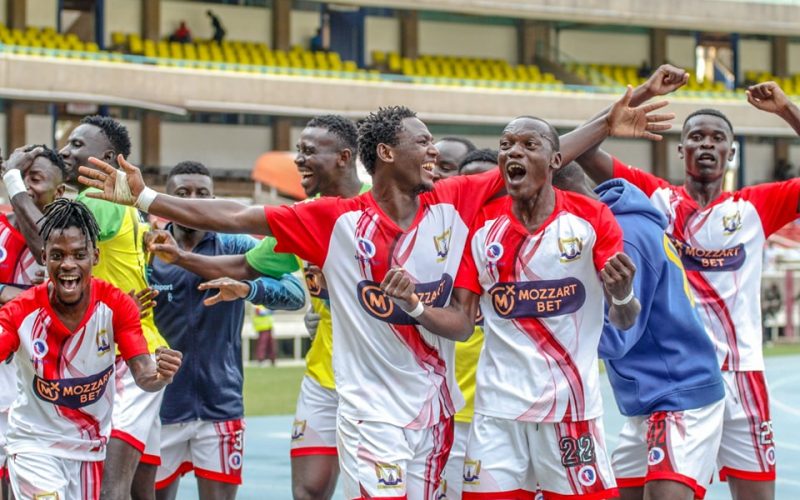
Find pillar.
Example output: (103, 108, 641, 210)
(141, 112, 161, 169)
(518, 20, 552, 65)
(399, 10, 418, 60)
(142, 0, 160, 42)
(5, 102, 26, 152)
(772, 35, 790, 170)
(6, 0, 25, 31)
(650, 28, 667, 68)
(272, 0, 291, 51)
(272, 117, 291, 151)
(652, 139, 668, 180)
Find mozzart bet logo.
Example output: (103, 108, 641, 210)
(304, 266, 329, 300)
(668, 235, 745, 272)
(489, 278, 586, 318)
(357, 274, 453, 324)
(33, 364, 114, 409)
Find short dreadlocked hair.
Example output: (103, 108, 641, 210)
(682, 108, 734, 138)
(80, 115, 132, 159)
(168, 160, 211, 180)
(438, 136, 477, 153)
(306, 115, 358, 153)
(459, 148, 498, 172)
(38, 199, 100, 248)
(358, 106, 417, 175)
(24, 144, 67, 178)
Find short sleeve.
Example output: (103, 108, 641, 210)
(77, 192, 127, 241)
(454, 230, 482, 295)
(244, 236, 302, 277)
(265, 197, 350, 267)
(111, 289, 149, 361)
(740, 179, 800, 237)
(430, 168, 504, 224)
(0, 301, 21, 362)
(592, 204, 624, 272)
(612, 156, 670, 197)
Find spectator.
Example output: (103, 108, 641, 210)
(310, 27, 325, 52)
(207, 10, 226, 44)
(253, 305, 276, 366)
(169, 21, 192, 44)
(637, 60, 652, 79)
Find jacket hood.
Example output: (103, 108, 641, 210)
(595, 178, 666, 229)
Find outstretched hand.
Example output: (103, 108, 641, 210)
(77, 154, 146, 205)
(607, 85, 674, 141)
(747, 81, 792, 115)
(197, 277, 251, 306)
(380, 267, 418, 312)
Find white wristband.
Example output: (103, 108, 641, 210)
(135, 186, 158, 213)
(612, 289, 635, 306)
(404, 300, 425, 318)
(3, 169, 26, 199)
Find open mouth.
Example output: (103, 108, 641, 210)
(506, 163, 527, 181)
(696, 152, 716, 165)
(421, 162, 435, 174)
(299, 170, 314, 185)
(58, 275, 80, 292)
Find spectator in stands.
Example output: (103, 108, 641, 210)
(310, 27, 325, 52)
(762, 282, 782, 324)
(169, 21, 192, 44)
(253, 305, 276, 366)
(637, 60, 652, 79)
(207, 10, 226, 44)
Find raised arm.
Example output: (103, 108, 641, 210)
(574, 65, 688, 183)
(126, 346, 182, 392)
(78, 156, 269, 235)
(146, 230, 263, 280)
(3, 147, 48, 261)
(747, 81, 800, 137)
(380, 268, 478, 341)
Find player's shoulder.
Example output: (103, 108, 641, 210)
(91, 278, 135, 307)
(1, 284, 46, 319)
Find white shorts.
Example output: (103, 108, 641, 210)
(463, 414, 617, 499)
(337, 413, 453, 499)
(612, 399, 724, 499)
(155, 419, 245, 489)
(111, 355, 164, 465)
(8, 453, 103, 500)
(0, 408, 8, 479)
(718, 371, 776, 481)
(290, 375, 338, 457)
(442, 420, 470, 499)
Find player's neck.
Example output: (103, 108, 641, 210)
(511, 185, 556, 234)
(171, 224, 207, 251)
(49, 282, 92, 332)
(371, 182, 420, 231)
(684, 177, 724, 208)
(323, 171, 362, 198)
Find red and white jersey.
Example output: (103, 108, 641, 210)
(614, 157, 800, 371)
(0, 213, 44, 412)
(455, 191, 623, 423)
(266, 170, 504, 429)
(0, 279, 148, 461)
(0, 213, 43, 287)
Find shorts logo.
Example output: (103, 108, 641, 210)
(291, 420, 307, 441)
(433, 228, 452, 263)
(228, 451, 243, 470)
(356, 238, 376, 261)
(723, 211, 742, 234)
(33, 493, 58, 500)
(33, 364, 114, 409)
(765, 446, 776, 466)
(375, 462, 403, 489)
(32, 339, 48, 359)
(648, 447, 665, 466)
(486, 242, 504, 262)
(577, 465, 597, 487)
(463, 459, 481, 483)
(435, 478, 447, 499)
(558, 237, 583, 262)
(96, 329, 110, 355)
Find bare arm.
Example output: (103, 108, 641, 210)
(3, 147, 48, 261)
(602, 253, 641, 330)
(381, 268, 478, 341)
(126, 347, 182, 392)
(575, 65, 689, 183)
(0, 285, 25, 305)
(78, 155, 270, 235)
(746, 81, 800, 136)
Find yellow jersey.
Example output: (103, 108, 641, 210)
(77, 190, 168, 352)
(454, 326, 484, 423)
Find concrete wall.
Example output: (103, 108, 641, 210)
(558, 30, 648, 66)
(27, 0, 54, 28)
(740, 38, 771, 74)
(418, 20, 516, 61)
(161, 122, 271, 170)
